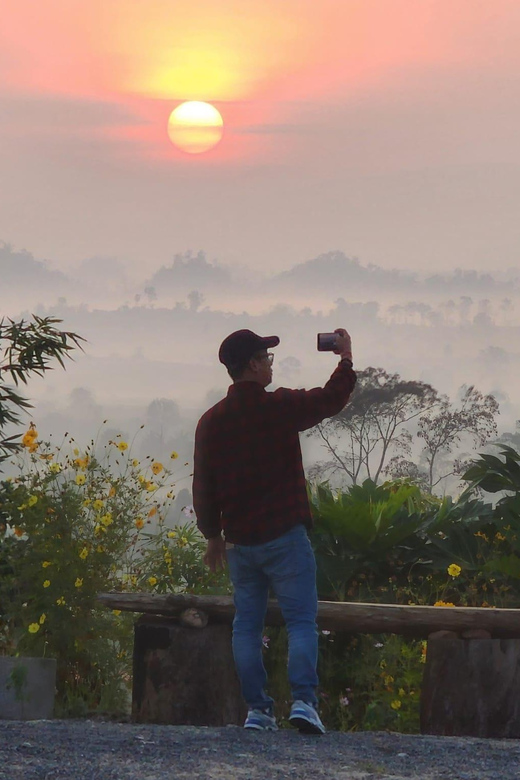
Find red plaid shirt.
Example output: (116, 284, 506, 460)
(193, 360, 356, 545)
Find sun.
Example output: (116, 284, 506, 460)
(167, 101, 224, 154)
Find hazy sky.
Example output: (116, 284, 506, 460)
(2, 0, 520, 275)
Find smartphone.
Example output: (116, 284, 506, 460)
(317, 332, 338, 351)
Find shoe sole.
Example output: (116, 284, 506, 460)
(244, 724, 278, 732)
(289, 715, 325, 735)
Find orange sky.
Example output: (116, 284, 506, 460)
(4, 0, 520, 161)
(1, 0, 520, 272)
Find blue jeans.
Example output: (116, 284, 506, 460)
(226, 524, 319, 711)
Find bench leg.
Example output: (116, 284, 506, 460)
(132, 615, 247, 726)
(420, 637, 520, 737)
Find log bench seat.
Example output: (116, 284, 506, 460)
(98, 592, 520, 738)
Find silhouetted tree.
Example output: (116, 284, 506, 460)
(308, 368, 439, 486)
(388, 386, 499, 492)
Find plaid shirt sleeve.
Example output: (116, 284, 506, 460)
(275, 359, 357, 431)
(192, 416, 222, 539)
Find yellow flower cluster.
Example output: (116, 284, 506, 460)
(433, 600, 455, 607)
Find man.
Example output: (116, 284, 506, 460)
(193, 328, 356, 734)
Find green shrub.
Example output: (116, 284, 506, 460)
(0, 425, 225, 715)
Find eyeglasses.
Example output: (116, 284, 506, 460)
(254, 352, 274, 365)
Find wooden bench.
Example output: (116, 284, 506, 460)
(98, 592, 520, 737)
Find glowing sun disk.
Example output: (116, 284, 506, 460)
(167, 101, 223, 154)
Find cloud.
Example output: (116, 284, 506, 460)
(0, 94, 150, 136)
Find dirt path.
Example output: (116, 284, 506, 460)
(1, 720, 520, 780)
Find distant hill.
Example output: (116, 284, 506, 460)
(271, 251, 519, 297)
(146, 251, 232, 295)
(1, 242, 69, 292)
(271, 251, 418, 295)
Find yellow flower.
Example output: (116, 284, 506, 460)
(167, 531, 177, 539)
(28, 623, 40, 634)
(94, 524, 107, 536)
(132, 459, 140, 467)
(135, 517, 144, 530)
(151, 462, 163, 475)
(43, 580, 51, 588)
(73, 448, 79, 456)
(148, 576, 158, 587)
(42, 561, 51, 568)
(398, 688, 406, 697)
(148, 506, 157, 517)
(164, 552, 172, 564)
(49, 463, 61, 474)
(73, 456, 89, 470)
(178, 536, 188, 548)
(22, 428, 38, 447)
(96, 545, 105, 553)
(75, 578, 83, 588)
(390, 700, 402, 710)
(93, 499, 104, 511)
(56, 596, 66, 606)
(118, 441, 128, 452)
(384, 675, 394, 686)
(108, 486, 116, 497)
(170, 451, 178, 460)
(100, 513, 113, 527)
(434, 600, 455, 607)
(39, 613, 47, 625)
(495, 532, 506, 542)
(112, 610, 121, 616)
(79, 547, 89, 560)
(146, 482, 157, 492)
(447, 563, 462, 578)
(83, 499, 91, 507)
(138, 474, 146, 484)
(27, 495, 38, 507)
(76, 474, 86, 486)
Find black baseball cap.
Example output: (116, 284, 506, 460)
(218, 329, 280, 370)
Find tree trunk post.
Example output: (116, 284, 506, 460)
(132, 615, 247, 726)
(421, 637, 520, 738)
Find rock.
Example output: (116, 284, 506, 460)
(427, 630, 460, 640)
(178, 608, 209, 628)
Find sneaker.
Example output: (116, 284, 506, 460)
(289, 700, 326, 735)
(244, 708, 278, 731)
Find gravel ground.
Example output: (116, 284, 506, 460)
(1, 720, 520, 780)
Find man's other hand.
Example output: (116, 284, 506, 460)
(333, 328, 352, 360)
(203, 535, 227, 572)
